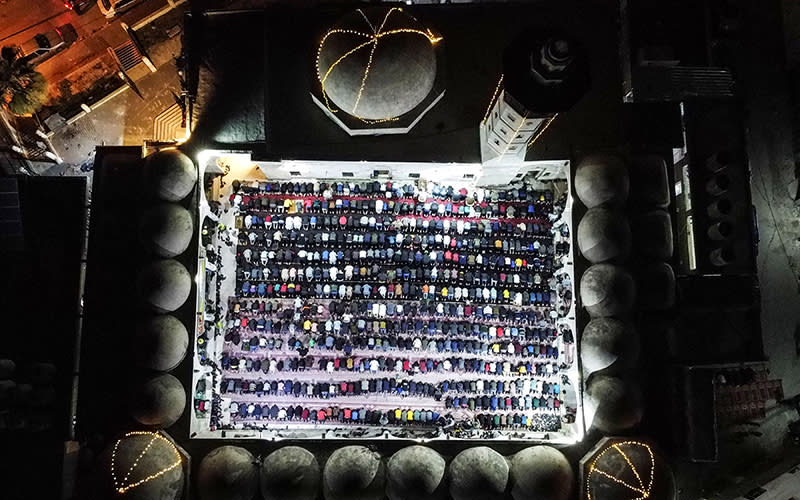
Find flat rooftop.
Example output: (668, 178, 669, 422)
(184, 2, 624, 162)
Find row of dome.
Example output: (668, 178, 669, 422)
(573, 154, 675, 435)
(103, 436, 576, 500)
(128, 149, 198, 427)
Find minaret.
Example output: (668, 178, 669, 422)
(480, 32, 590, 164)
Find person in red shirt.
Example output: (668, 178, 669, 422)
(344, 408, 352, 419)
(317, 410, 326, 421)
(403, 360, 410, 372)
(301, 408, 309, 420)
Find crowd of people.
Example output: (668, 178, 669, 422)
(214, 179, 574, 435)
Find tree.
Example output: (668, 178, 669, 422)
(0, 46, 49, 116)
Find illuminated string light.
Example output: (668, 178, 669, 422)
(499, 111, 529, 159)
(527, 113, 558, 148)
(586, 440, 655, 500)
(110, 431, 182, 495)
(482, 75, 504, 124)
(316, 7, 442, 124)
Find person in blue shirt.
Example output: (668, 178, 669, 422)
(490, 396, 498, 411)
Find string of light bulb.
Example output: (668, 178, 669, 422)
(527, 113, 557, 148)
(586, 440, 655, 500)
(110, 431, 182, 495)
(316, 7, 442, 124)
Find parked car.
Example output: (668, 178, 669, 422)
(15, 24, 78, 66)
(97, 0, 147, 18)
(64, 0, 94, 14)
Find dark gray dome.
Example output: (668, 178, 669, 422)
(580, 318, 640, 375)
(636, 262, 676, 311)
(0, 359, 15, 379)
(197, 446, 259, 500)
(144, 149, 197, 202)
(510, 446, 573, 500)
(134, 315, 189, 372)
(140, 203, 194, 258)
(584, 440, 676, 500)
(387, 446, 446, 500)
(137, 259, 192, 313)
(129, 373, 186, 428)
(577, 207, 631, 263)
(633, 210, 674, 260)
(323, 445, 384, 500)
(96, 431, 184, 500)
(631, 155, 670, 208)
(580, 263, 636, 317)
(587, 375, 643, 434)
(449, 447, 509, 500)
(261, 446, 320, 500)
(317, 8, 437, 121)
(29, 362, 57, 384)
(574, 155, 629, 208)
(0, 380, 16, 403)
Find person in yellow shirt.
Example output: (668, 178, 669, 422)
(395, 408, 402, 420)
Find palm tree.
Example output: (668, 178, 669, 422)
(0, 47, 49, 116)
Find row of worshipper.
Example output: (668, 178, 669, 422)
(220, 353, 562, 376)
(220, 376, 563, 399)
(224, 334, 561, 357)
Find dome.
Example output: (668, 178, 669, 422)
(574, 155, 629, 208)
(134, 315, 189, 372)
(97, 431, 184, 500)
(261, 446, 320, 500)
(631, 155, 670, 208)
(586, 375, 643, 434)
(323, 445, 384, 500)
(129, 373, 186, 428)
(636, 262, 676, 311)
(140, 203, 194, 258)
(137, 259, 192, 313)
(29, 362, 57, 384)
(449, 447, 509, 500)
(633, 210, 674, 260)
(580, 318, 640, 375)
(144, 149, 197, 202)
(387, 446, 446, 500)
(510, 446, 573, 500)
(577, 207, 631, 263)
(0, 380, 16, 403)
(317, 7, 438, 121)
(197, 446, 259, 500)
(0, 359, 15, 379)
(584, 439, 676, 500)
(580, 264, 636, 317)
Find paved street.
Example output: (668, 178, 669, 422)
(49, 61, 180, 168)
(0, 0, 176, 84)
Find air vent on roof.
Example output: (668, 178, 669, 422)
(373, 169, 391, 178)
(289, 171, 301, 176)
(463, 174, 475, 179)
(515, 172, 525, 178)
(341, 172, 354, 177)
(408, 173, 420, 179)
